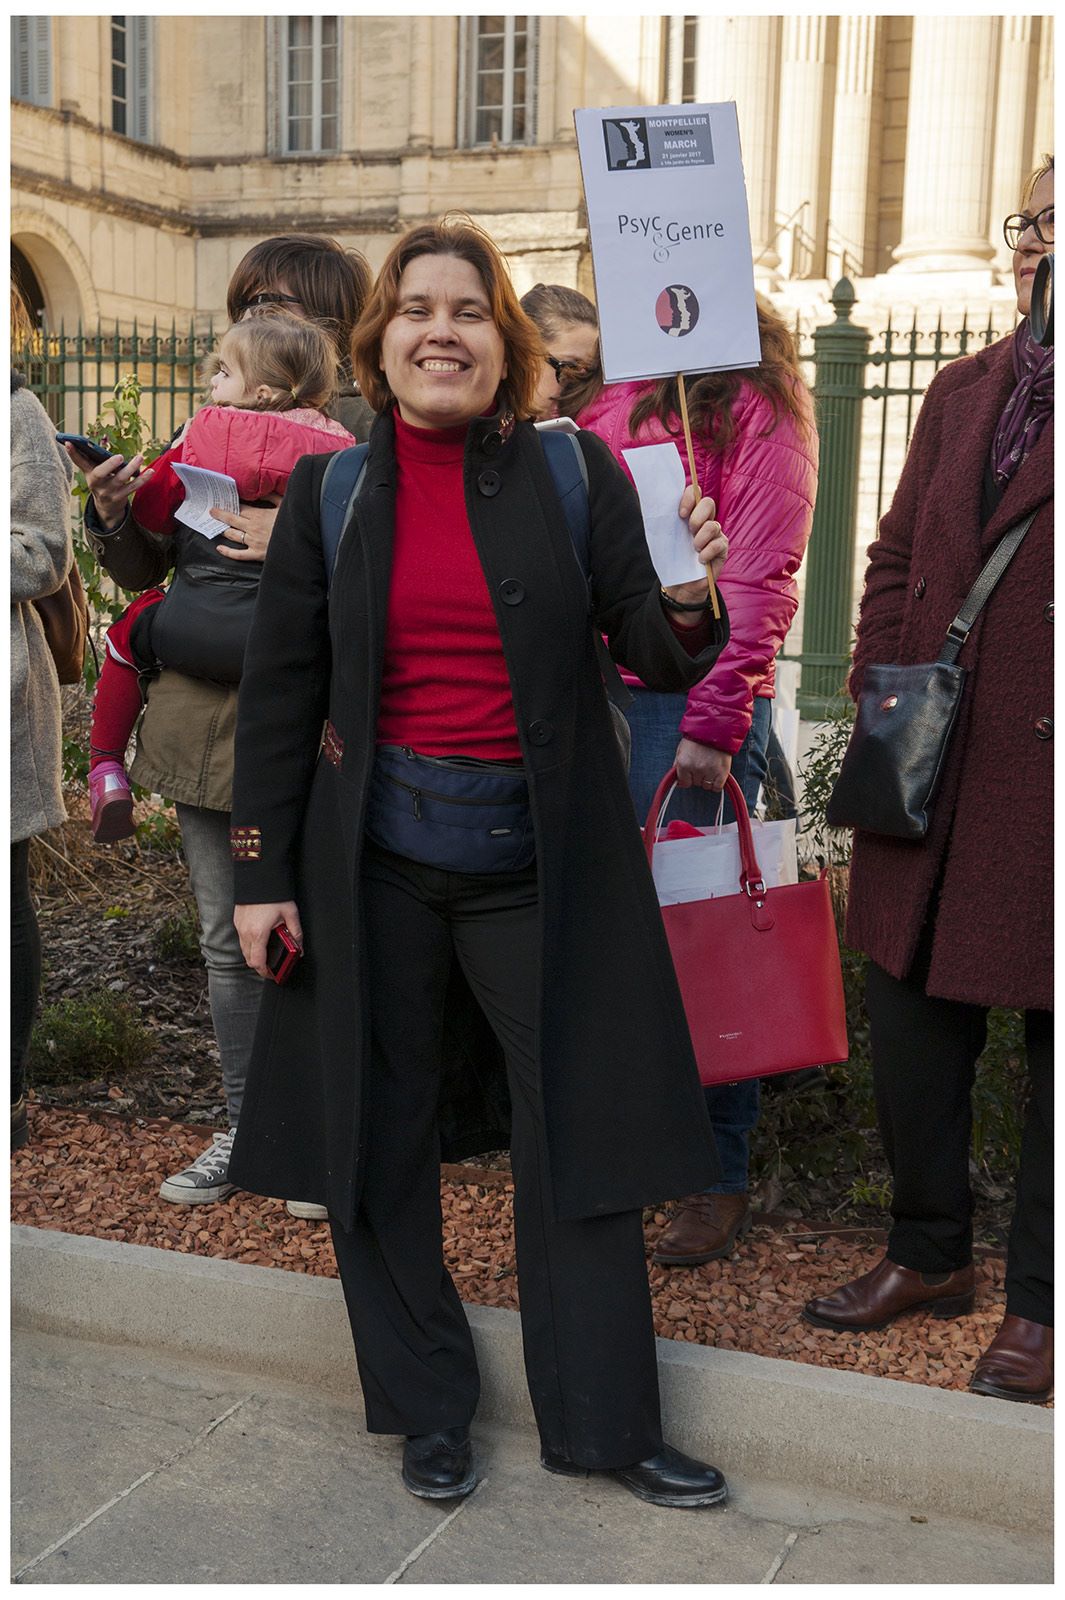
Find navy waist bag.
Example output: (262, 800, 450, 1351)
(366, 745, 534, 874)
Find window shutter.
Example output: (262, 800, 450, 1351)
(130, 16, 151, 142)
(11, 16, 51, 106)
(526, 18, 538, 145)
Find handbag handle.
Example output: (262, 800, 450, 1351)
(643, 769, 767, 896)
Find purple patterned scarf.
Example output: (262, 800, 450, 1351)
(991, 320, 1054, 486)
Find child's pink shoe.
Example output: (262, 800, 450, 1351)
(89, 760, 135, 843)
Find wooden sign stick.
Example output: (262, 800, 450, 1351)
(676, 373, 721, 620)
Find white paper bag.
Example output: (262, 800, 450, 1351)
(649, 801, 798, 907)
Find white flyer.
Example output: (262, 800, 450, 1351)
(574, 102, 761, 382)
(621, 442, 706, 587)
(171, 462, 240, 539)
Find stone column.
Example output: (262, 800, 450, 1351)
(407, 15, 432, 149)
(826, 17, 882, 282)
(695, 16, 782, 276)
(775, 16, 835, 279)
(1030, 16, 1054, 169)
(989, 17, 1035, 277)
(891, 16, 1000, 272)
(663, 15, 686, 105)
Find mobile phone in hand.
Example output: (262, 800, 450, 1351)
(56, 433, 116, 469)
(265, 921, 302, 984)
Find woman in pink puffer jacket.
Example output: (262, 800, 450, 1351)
(528, 289, 817, 1268)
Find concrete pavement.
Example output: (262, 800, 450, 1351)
(11, 1327, 1053, 1585)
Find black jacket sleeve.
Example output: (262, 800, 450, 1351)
(578, 429, 729, 689)
(230, 454, 332, 904)
(85, 499, 174, 590)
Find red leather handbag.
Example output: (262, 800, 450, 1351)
(644, 770, 849, 1087)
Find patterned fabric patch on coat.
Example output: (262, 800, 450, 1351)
(230, 824, 262, 861)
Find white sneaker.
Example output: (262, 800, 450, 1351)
(286, 1200, 329, 1220)
(159, 1129, 237, 1205)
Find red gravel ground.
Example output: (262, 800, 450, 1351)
(12, 1103, 1045, 1406)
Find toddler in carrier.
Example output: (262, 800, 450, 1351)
(88, 314, 357, 841)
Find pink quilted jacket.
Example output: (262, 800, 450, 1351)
(134, 404, 355, 536)
(579, 380, 817, 753)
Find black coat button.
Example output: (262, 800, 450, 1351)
(500, 579, 525, 605)
(528, 720, 554, 745)
(477, 469, 502, 497)
(481, 431, 502, 456)
(1034, 717, 1053, 740)
(1044, 602, 1054, 622)
(913, 577, 926, 599)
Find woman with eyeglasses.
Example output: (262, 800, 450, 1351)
(520, 283, 602, 421)
(73, 234, 372, 1216)
(805, 158, 1054, 1405)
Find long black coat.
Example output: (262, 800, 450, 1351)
(228, 413, 730, 1226)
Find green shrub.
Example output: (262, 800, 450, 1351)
(29, 988, 152, 1086)
(153, 910, 201, 963)
(134, 804, 183, 853)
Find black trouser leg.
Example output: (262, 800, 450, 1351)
(865, 957, 987, 1273)
(329, 852, 480, 1437)
(331, 846, 662, 1464)
(1003, 1011, 1054, 1327)
(448, 875, 662, 1469)
(11, 839, 41, 1106)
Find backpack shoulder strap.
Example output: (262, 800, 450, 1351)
(318, 443, 370, 588)
(536, 427, 632, 711)
(538, 428, 591, 574)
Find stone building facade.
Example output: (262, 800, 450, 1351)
(11, 14, 1053, 332)
(9, 14, 1053, 706)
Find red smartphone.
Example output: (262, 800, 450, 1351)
(265, 921, 302, 985)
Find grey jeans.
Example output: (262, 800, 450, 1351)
(175, 803, 264, 1125)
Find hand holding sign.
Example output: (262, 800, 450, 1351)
(667, 487, 726, 613)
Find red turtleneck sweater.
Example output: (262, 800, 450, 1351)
(376, 413, 523, 760)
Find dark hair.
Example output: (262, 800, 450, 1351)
(201, 313, 337, 413)
(1021, 153, 1054, 208)
(519, 283, 598, 339)
(351, 215, 544, 419)
(520, 283, 603, 416)
(226, 234, 372, 372)
(619, 297, 812, 452)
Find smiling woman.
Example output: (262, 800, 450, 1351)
(378, 255, 508, 430)
(226, 216, 737, 1509)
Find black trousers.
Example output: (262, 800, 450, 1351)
(329, 844, 663, 1468)
(11, 839, 41, 1106)
(866, 928, 1053, 1328)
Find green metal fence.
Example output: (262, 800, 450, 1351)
(16, 320, 217, 446)
(18, 286, 1004, 719)
(790, 280, 1001, 715)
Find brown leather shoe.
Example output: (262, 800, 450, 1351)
(803, 1255, 975, 1332)
(652, 1192, 752, 1266)
(970, 1314, 1053, 1404)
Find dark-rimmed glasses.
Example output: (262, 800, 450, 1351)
(545, 354, 596, 382)
(239, 291, 304, 312)
(1003, 207, 1054, 250)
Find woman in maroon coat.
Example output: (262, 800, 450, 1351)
(804, 158, 1054, 1403)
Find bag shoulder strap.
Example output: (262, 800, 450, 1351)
(318, 443, 371, 588)
(537, 428, 632, 711)
(940, 510, 1038, 664)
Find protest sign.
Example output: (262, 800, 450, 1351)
(574, 103, 760, 383)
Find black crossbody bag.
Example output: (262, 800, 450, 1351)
(826, 511, 1037, 840)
